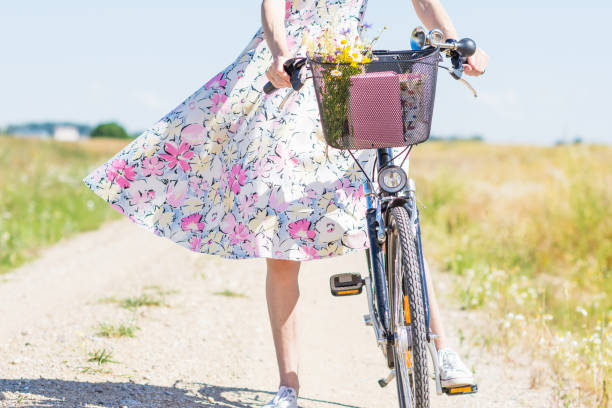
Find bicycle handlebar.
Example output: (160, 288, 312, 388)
(262, 29, 478, 94)
(263, 58, 308, 95)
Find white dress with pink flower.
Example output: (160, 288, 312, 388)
(82, 0, 386, 261)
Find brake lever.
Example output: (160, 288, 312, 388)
(450, 52, 465, 80)
(439, 50, 478, 98)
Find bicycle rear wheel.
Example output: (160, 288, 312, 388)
(387, 206, 429, 408)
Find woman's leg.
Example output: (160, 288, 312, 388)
(423, 258, 448, 350)
(266, 258, 301, 394)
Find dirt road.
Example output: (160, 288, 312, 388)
(0, 219, 551, 407)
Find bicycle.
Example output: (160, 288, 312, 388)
(264, 27, 479, 408)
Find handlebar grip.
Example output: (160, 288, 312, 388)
(455, 38, 477, 58)
(263, 81, 277, 94)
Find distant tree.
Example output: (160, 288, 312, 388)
(572, 137, 583, 145)
(90, 122, 129, 139)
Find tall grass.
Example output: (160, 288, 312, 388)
(411, 142, 611, 406)
(0, 136, 128, 274)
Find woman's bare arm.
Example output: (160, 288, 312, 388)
(411, 0, 458, 40)
(261, 0, 292, 88)
(411, 0, 488, 76)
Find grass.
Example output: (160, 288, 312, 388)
(213, 289, 247, 298)
(410, 142, 611, 406)
(1, 136, 608, 404)
(119, 294, 163, 309)
(0, 136, 130, 274)
(95, 322, 140, 338)
(87, 348, 116, 365)
(99, 286, 175, 309)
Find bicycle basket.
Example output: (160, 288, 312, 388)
(307, 47, 440, 150)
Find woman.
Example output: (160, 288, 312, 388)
(82, 0, 488, 406)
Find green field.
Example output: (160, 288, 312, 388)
(0, 136, 129, 274)
(410, 142, 611, 406)
(1, 136, 609, 405)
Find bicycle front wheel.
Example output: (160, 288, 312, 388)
(387, 206, 430, 408)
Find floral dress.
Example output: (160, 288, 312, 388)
(82, 0, 391, 261)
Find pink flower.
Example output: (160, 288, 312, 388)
(220, 213, 237, 234)
(352, 184, 365, 200)
(241, 238, 257, 256)
(228, 164, 247, 194)
(238, 193, 257, 219)
(269, 186, 289, 213)
(286, 35, 296, 50)
(106, 159, 136, 189)
(166, 179, 189, 207)
(220, 214, 251, 245)
(128, 189, 155, 211)
(181, 123, 205, 146)
(269, 143, 298, 172)
(188, 175, 209, 196)
(251, 158, 273, 179)
(334, 177, 355, 198)
(141, 156, 164, 177)
(288, 219, 316, 240)
(210, 93, 228, 114)
(285, 0, 291, 19)
(189, 236, 203, 252)
(299, 187, 318, 206)
(204, 72, 227, 90)
(228, 223, 250, 245)
(299, 245, 320, 260)
(181, 213, 205, 232)
(159, 142, 194, 172)
(229, 116, 245, 133)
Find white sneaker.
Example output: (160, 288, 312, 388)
(438, 348, 474, 388)
(263, 385, 298, 408)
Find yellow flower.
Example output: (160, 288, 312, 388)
(340, 39, 347, 45)
(248, 209, 278, 235)
(222, 191, 234, 212)
(182, 197, 204, 214)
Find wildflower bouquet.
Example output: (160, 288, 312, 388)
(305, 23, 386, 147)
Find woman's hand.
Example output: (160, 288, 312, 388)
(266, 56, 292, 89)
(463, 47, 489, 77)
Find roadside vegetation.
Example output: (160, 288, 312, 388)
(411, 142, 610, 406)
(0, 136, 128, 274)
(2, 136, 609, 405)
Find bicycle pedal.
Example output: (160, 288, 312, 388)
(442, 384, 478, 396)
(330, 273, 364, 296)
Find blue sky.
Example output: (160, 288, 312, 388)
(1, 0, 611, 144)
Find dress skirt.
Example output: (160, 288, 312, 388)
(82, 0, 405, 261)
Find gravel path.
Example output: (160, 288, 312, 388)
(0, 219, 552, 407)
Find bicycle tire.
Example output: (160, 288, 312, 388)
(387, 206, 430, 408)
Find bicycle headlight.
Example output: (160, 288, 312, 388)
(378, 166, 407, 194)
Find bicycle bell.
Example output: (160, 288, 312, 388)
(410, 26, 427, 50)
